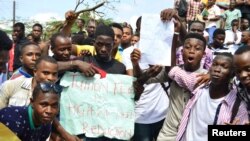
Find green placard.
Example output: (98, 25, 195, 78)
(59, 72, 136, 140)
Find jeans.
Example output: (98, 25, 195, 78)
(133, 119, 165, 141)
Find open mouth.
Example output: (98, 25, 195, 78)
(187, 57, 195, 63)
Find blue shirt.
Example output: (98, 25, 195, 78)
(0, 106, 51, 141)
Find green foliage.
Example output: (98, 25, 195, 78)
(43, 20, 64, 41)
(98, 18, 113, 25)
(70, 12, 114, 34)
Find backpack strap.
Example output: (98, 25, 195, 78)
(160, 79, 172, 97)
(230, 95, 241, 123)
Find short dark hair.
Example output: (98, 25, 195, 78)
(234, 46, 250, 55)
(13, 22, 25, 32)
(215, 52, 233, 60)
(34, 55, 57, 69)
(122, 22, 133, 35)
(231, 19, 239, 24)
(71, 34, 86, 45)
(94, 25, 115, 40)
(32, 23, 43, 31)
(26, 33, 32, 37)
(20, 42, 40, 55)
(188, 20, 205, 30)
(213, 28, 225, 38)
(77, 19, 85, 24)
(109, 22, 123, 33)
(0, 30, 12, 51)
(50, 33, 69, 50)
(184, 33, 207, 50)
(87, 19, 97, 26)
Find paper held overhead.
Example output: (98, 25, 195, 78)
(138, 14, 174, 66)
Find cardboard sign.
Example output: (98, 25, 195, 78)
(59, 72, 136, 140)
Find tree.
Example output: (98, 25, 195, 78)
(43, 0, 120, 40)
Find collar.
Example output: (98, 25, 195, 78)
(19, 67, 32, 78)
(118, 46, 123, 53)
(20, 77, 33, 90)
(28, 105, 36, 130)
(221, 88, 238, 106)
(209, 45, 228, 51)
(194, 83, 237, 107)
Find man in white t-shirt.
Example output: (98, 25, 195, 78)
(202, 0, 221, 44)
(224, 19, 241, 49)
(123, 44, 169, 140)
(171, 53, 248, 141)
(122, 16, 169, 140)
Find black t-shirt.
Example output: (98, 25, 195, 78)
(0, 30, 12, 50)
(237, 5, 250, 14)
(13, 37, 29, 70)
(83, 56, 126, 74)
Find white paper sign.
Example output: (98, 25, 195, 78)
(138, 14, 174, 66)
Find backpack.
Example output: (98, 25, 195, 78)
(230, 95, 242, 123)
(178, 0, 188, 17)
(160, 79, 172, 97)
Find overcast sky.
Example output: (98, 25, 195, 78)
(0, 0, 174, 28)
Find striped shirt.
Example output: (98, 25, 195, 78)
(0, 77, 33, 109)
(169, 66, 249, 141)
(186, 0, 202, 22)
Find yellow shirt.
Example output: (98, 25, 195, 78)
(114, 51, 122, 62)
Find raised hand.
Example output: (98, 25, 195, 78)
(130, 48, 141, 65)
(65, 10, 78, 23)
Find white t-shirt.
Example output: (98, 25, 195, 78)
(205, 5, 221, 28)
(182, 88, 224, 141)
(122, 43, 169, 124)
(135, 83, 169, 123)
(210, 46, 239, 59)
(122, 45, 137, 70)
(224, 30, 242, 46)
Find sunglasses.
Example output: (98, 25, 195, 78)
(39, 82, 63, 94)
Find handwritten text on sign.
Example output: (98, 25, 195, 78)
(59, 72, 136, 140)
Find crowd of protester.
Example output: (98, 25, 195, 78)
(0, 0, 249, 141)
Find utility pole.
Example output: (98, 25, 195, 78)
(13, 0, 16, 26)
